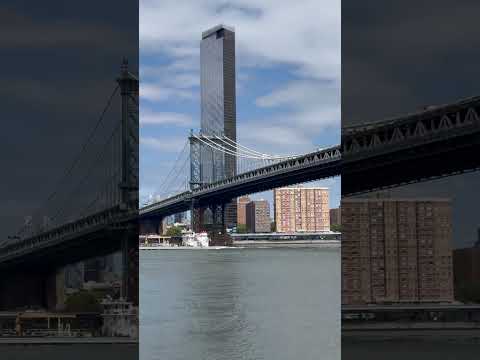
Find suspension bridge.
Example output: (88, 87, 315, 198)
(140, 95, 480, 243)
(0, 60, 139, 309)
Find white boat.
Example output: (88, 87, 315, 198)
(182, 231, 210, 248)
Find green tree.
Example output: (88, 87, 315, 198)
(166, 226, 183, 236)
(236, 224, 247, 233)
(331, 224, 341, 232)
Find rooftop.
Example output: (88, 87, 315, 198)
(202, 24, 235, 39)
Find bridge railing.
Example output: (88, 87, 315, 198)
(141, 146, 342, 214)
(192, 146, 341, 195)
(139, 191, 192, 215)
(0, 205, 129, 262)
(342, 98, 480, 158)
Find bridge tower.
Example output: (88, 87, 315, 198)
(117, 59, 139, 305)
(189, 135, 230, 244)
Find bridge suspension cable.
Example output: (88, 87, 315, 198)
(50, 120, 123, 225)
(192, 134, 294, 161)
(15, 84, 122, 238)
(147, 140, 190, 202)
(148, 131, 306, 204)
(213, 135, 299, 159)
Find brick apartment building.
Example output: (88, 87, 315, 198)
(341, 198, 454, 305)
(246, 200, 271, 233)
(237, 196, 251, 226)
(273, 187, 330, 232)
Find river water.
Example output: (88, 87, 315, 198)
(140, 247, 340, 360)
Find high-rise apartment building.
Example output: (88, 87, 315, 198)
(274, 187, 330, 233)
(341, 198, 454, 305)
(246, 200, 271, 233)
(200, 24, 237, 227)
(330, 207, 341, 228)
(237, 196, 251, 226)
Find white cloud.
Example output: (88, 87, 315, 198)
(140, 83, 195, 102)
(140, 0, 340, 80)
(140, 109, 193, 126)
(236, 120, 318, 157)
(256, 80, 338, 109)
(140, 136, 186, 151)
(141, 66, 199, 89)
(242, 79, 340, 153)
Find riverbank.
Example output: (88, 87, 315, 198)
(0, 337, 137, 344)
(231, 239, 340, 247)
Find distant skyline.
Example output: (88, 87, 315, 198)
(139, 0, 341, 208)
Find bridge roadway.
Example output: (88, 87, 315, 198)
(341, 95, 480, 194)
(141, 95, 480, 223)
(140, 146, 342, 220)
(0, 206, 138, 310)
(0, 206, 137, 269)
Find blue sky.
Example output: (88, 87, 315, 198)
(139, 0, 341, 209)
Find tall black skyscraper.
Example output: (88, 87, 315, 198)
(200, 24, 237, 227)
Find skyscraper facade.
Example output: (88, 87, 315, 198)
(246, 200, 271, 233)
(200, 24, 237, 227)
(341, 198, 454, 305)
(273, 187, 330, 233)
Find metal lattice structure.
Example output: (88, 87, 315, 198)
(0, 61, 139, 266)
(342, 96, 480, 158)
(140, 146, 342, 219)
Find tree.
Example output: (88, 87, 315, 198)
(270, 221, 276, 232)
(331, 224, 341, 232)
(236, 224, 247, 233)
(166, 226, 182, 236)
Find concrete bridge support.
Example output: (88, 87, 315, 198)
(0, 268, 64, 311)
(190, 201, 231, 245)
(121, 228, 139, 306)
(139, 217, 163, 235)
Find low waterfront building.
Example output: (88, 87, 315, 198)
(231, 231, 340, 247)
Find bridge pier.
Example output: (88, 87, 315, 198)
(121, 228, 139, 306)
(189, 200, 231, 245)
(0, 268, 64, 311)
(191, 199, 205, 233)
(139, 217, 163, 235)
(208, 203, 232, 246)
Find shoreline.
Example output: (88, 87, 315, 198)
(0, 337, 138, 345)
(140, 240, 341, 250)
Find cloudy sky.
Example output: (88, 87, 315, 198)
(139, 0, 341, 208)
(0, 1, 138, 239)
